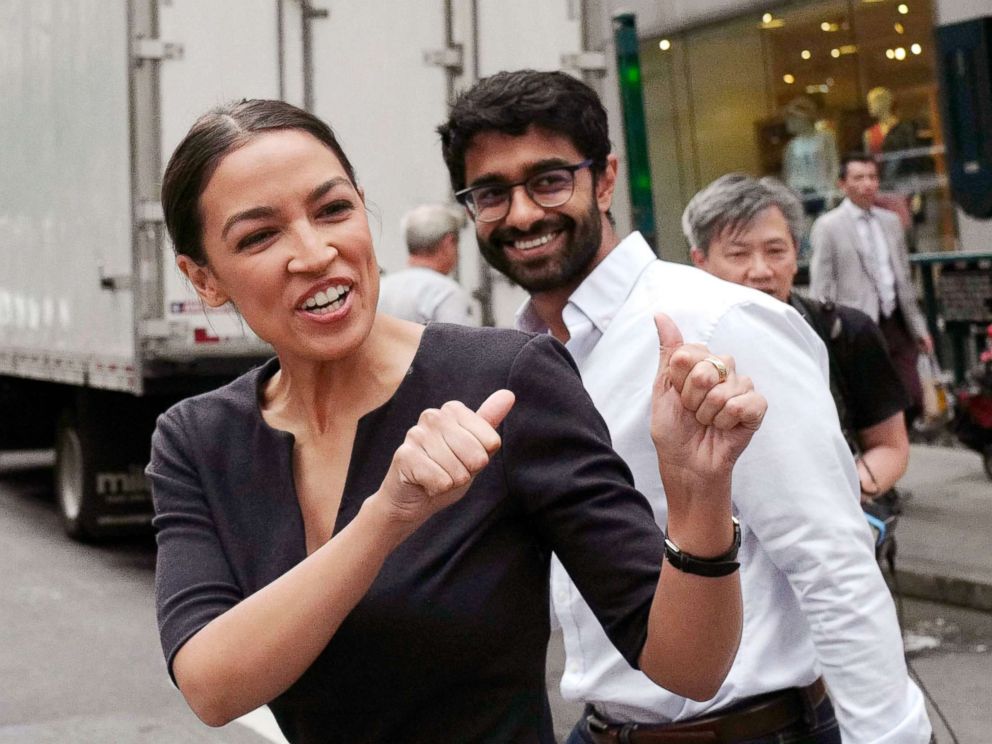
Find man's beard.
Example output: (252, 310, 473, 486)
(476, 199, 602, 293)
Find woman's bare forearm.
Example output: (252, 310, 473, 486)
(172, 391, 514, 726)
(173, 494, 408, 726)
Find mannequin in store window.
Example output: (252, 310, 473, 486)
(782, 96, 839, 217)
(863, 86, 934, 189)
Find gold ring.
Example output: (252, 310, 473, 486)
(703, 356, 728, 383)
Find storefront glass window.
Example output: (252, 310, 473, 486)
(642, 0, 955, 262)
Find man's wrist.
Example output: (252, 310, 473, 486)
(666, 505, 736, 559)
(662, 468, 734, 555)
(664, 517, 741, 576)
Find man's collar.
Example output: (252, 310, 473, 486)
(841, 197, 872, 219)
(515, 232, 655, 334)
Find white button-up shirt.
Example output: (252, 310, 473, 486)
(377, 267, 477, 326)
(517, 233, 931, 743)
(843, 198, 897, 318)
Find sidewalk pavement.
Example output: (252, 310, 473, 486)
(890, 444, 992, 612)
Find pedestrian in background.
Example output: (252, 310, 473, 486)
(377, 203, 477, 325)
(439, 69, 932, 744)
(687, 173, 911, 504)
(148, 98, 764, 743)
(810, 153, 933, 425)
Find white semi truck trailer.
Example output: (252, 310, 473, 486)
(0, 0, 636, 538)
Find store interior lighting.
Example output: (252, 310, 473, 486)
(882, 46, 919, 61)
(640, 0, 953, 256)
(760, 13, 785, 29)
(827, 44, 857, 59)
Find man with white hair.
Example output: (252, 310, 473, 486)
(377, 203, 477, 325)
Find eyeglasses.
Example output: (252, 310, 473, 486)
(454, 159, 594, 223)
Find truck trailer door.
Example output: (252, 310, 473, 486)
(152, 0, 304, 356)
(307, 2, 456, 279)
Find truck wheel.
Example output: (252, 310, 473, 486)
(53, 391, 157, 541)
(55, 412, 97, 540)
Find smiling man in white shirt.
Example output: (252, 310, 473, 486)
(439, 70, 932, 744)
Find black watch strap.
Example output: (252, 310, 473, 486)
(664, 517, 741, 578)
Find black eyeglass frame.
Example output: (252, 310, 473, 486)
(454, 158, 596, 223)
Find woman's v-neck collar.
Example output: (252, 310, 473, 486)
(251, 323, 437, 438)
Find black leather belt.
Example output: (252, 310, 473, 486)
(583, 677, 828, 744)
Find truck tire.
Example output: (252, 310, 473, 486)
(55, 410, 97, 540)
(53, 391, 157, 541)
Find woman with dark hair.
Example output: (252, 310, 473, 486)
(150, 98, 765, 744)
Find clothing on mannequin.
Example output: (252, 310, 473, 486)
(782, 97, 839, 214)
(863, 86, 934, 187)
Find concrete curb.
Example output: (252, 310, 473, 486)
(886, 567, 992, 614)
(893, 445, 992, 615)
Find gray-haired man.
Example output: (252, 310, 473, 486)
(377, 203, 477, 325)
(687, 173, 912, 502)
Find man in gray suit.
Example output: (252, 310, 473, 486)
(810, 153, 932, 421)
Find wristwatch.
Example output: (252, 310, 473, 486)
(664, 517, 741, 577)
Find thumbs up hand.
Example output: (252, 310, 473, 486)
(378, 390, 516, 528)
(651, 313, 766, 493)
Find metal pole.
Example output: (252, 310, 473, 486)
(468, 0, 496, 327)
(276, 0, 285, 101)
(300, 1, 328, 113)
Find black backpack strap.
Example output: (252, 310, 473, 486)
(788, 293, 857, 451)
(789, 294, 900, 560)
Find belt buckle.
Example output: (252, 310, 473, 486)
(586, 711, 611, 734)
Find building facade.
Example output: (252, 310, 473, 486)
(604, 0, 990, 261)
